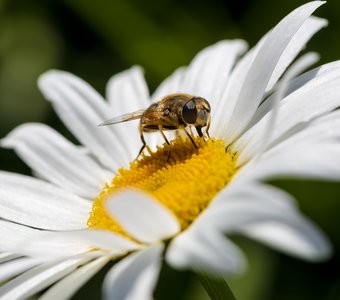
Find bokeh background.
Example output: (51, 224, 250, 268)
(0, 0, 339, 299)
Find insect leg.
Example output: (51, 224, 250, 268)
(205, 116, 211, 140)
(189, 126, 194, 136)
(158, 126, 171, 162)
(136, 124, 147, 160)
(183, 127, 198, 149)
(195, 126, 203, 138)
(158, 126, 170, 145)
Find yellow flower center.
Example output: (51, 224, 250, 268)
(88, 137, 237, 237)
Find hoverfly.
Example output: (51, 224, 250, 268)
(99, 93, 211, 159)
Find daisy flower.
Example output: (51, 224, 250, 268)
(0, 1, 339, 299)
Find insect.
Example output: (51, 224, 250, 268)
(99, 93, 211, 159)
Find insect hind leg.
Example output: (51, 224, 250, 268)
(183, 127, 198, 149)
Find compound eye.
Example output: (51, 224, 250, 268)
(182, 100, 197, 124)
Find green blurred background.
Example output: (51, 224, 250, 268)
(0, 0, 339, 299)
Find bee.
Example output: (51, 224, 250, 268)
(99, 93, 211, 159)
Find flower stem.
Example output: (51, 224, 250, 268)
(196, 271, 236, 300)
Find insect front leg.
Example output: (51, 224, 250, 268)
(195, 126, 203, 138)
(183, 127, 198, 149)
(205, 115, 211, 140)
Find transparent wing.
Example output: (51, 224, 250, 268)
(99, 109, 146, 126)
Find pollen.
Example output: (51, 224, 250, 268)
(87, 137, 237, 236)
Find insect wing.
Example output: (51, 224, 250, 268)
(99, 109, 145, 126)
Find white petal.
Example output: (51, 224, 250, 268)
(152, 67, 186, 101)
(166, 229, 246, 275)
(0, 220, 41, 253)
(107, 66, 150, 111)
(284, 60, 340, 96)
(239, 217, 331, 261)
(180, 40, 248, 108)
(246, 52, 320, 131)
(234, 70, 340, 164)
(103, 244, 164, 300)
(211, 181, 298, 211)
(167, 181, 298, 275)
(40, 256, 111, 300)
(0, 253, 19, 264)
(0, 220, 90, 257)
(106, 66, 150, 159)
(211, 34, 266, 138)
(197, 186, 298, 232)
(265, 16, 328, 92)
(214, 1, 325, 142)
(1, 123, 111, 198)
(72, 230, 141, 253)
(0, 171, 91, 230)
(198, 185, 331, 261)
(249, 141, 340, 181)
(19, 231, 92, 258)
(106, 190, 180, 243)
(0, 257, 89, 300)
(38, 70, 131, 170)
(267, 109, 340, 151)
(254, 53, 320, 158)
(0, 257, 42, 282)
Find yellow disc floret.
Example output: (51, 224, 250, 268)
(88, 137, 237, 236)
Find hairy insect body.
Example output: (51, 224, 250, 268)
(99, 93, 211, 159)
(141, 94, 190, 131)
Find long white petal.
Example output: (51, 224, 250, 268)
(239, 217, 331, 261)
(255, 52, 320, 158)
(211, 181, 298, 211)
(245, 55, 340, 132)
(38, 70, 131, 170)
(199, 186, 331, 261)
(0, 171, 91, 230)
(249, 141, 340, 181)
(0, 257, 42, 282)
(168, 180, 330, 272)
(106, 190, 180, 243)
(19, 232, 92, 258)
(0, 220, 90, 257)
(0, 253, 19, 264)
(0, 257, 89, 300)
(284, 60, 340, 96)
(152, 67, 186, 101)
(234, 72, 340, 164)
(0, 220, 41, 253)
(167, 179, 298, 276)
(1, 123, 111, 198)
(266, 109, 340, 153)
(203, 189, 302, 231)
(180, 40, 248, 108)
(107, 66, 150, 110)
(214, 1, 325, 143)
(166, 229, 246, 275)
(70, 230, 141, 253)
(106, 66, 150, 158)
(40, 256, 111, 300)
(211, 33, 266, 138)
(103, 244, 164, 300)
(246, 60, 340, 132)
(265, 16, 328, 92)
